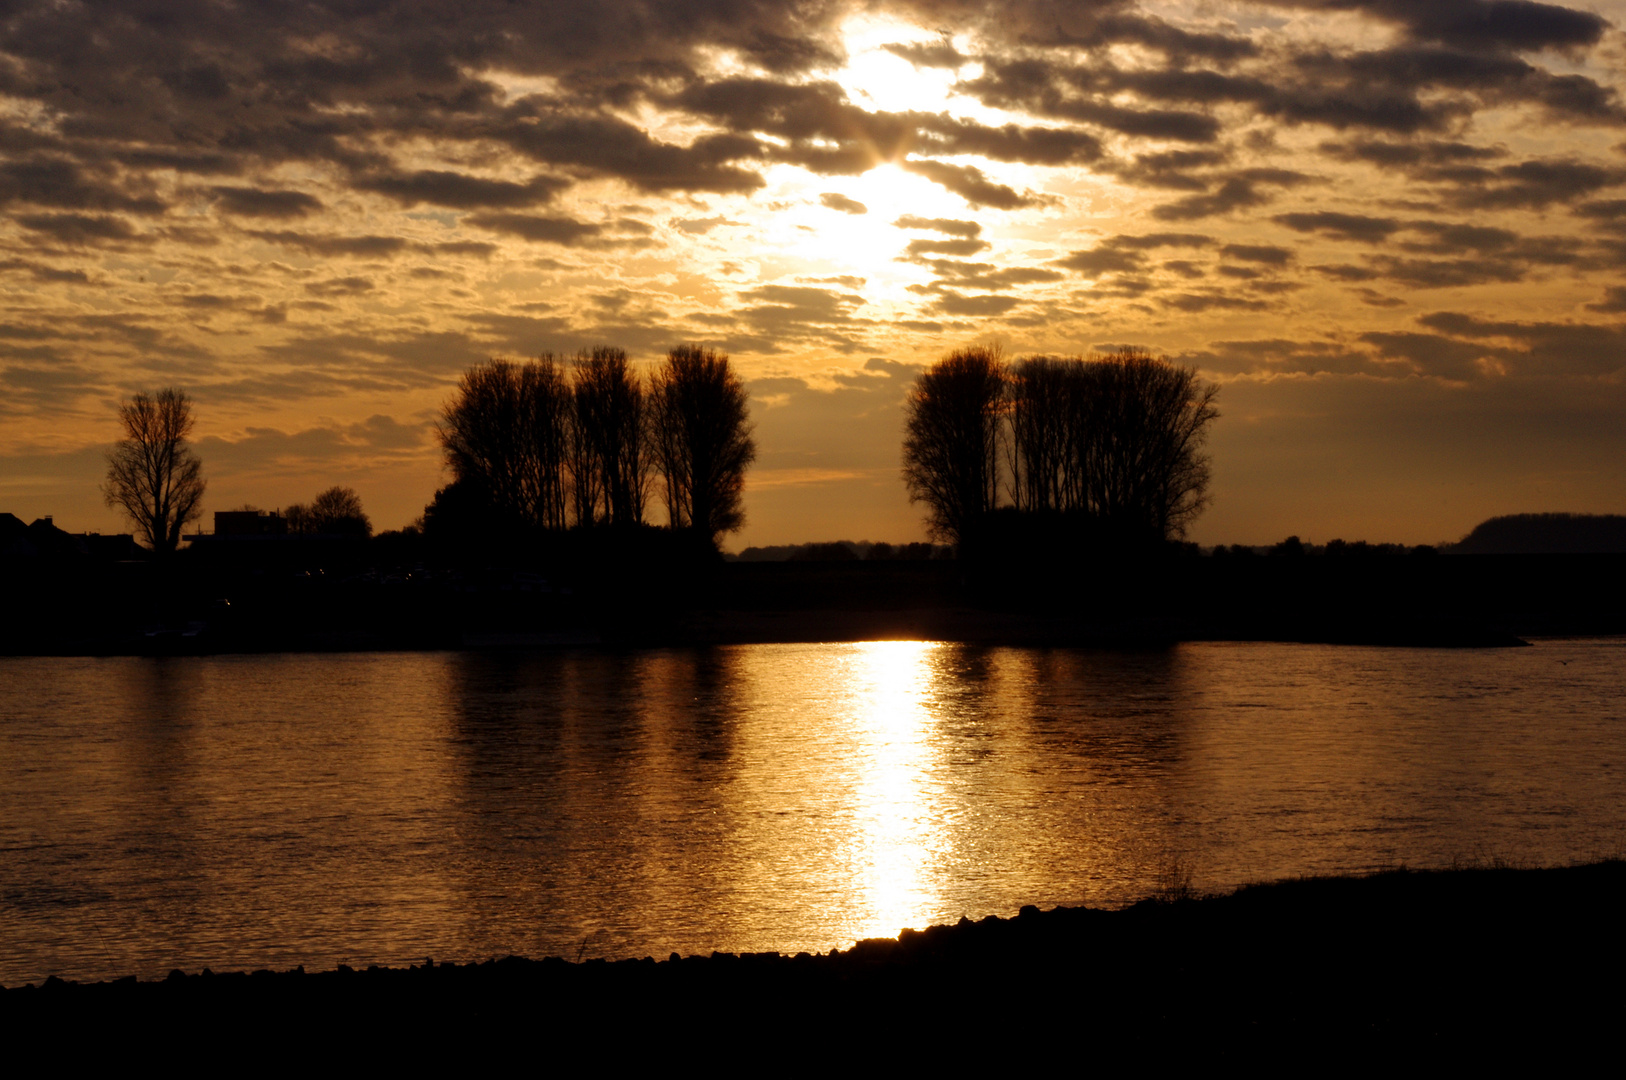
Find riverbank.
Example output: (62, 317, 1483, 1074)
(10, 551, 1617, 654)
(6, 861, 1622, 1060)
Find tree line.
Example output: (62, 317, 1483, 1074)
(429, 344, 756, 548)
(903, 345, 1220, 552)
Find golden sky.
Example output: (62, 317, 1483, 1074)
(3, 0, 1625, 546)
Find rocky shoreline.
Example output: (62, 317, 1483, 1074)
(7, 861, 1623, 1060)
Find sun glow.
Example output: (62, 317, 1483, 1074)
(843, 640, 946, 941)
(752, 163, 973, 299)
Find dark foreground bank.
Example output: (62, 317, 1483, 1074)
(6, 862, 1623, 1062)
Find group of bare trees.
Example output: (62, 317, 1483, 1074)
(437, 345, 755, 544)
(903, 345, 1220, 549)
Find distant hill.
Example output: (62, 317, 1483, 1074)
(728, 540, 950, 562)
(1451, 513, 1626, 554)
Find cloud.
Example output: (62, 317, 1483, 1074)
(209, 185, 324, 218)
(902, 237, 989, 258)
(1586, 286, 1626, 313)
(463, 213, 603, 246)
(1153, 170, 1310, 221)
(1447, 158, 1625, 209)
(0, 159, 166, 214)
(15, 212, 145, 244)
(893, 215, 981, 237)
(355, 170, 570, 209)
(245, 230, 409, 257)
(901, 159, 1046, 210)
(1221, 244, 1294, 265)
(1275, 211, 1403, 242)
(819, 192, 868, 215)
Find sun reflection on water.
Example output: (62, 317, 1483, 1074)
(840, 640, 944, 941)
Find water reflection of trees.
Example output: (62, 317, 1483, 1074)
(441, 648, 746, 961)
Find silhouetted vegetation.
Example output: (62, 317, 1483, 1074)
(902, 345, 1004, 547)
(1451, 512, 1626, 554)
(286, 486, 373, 537)
(651, 344, 757, 542)
(102, 388, 206, 556)
(572, 346, 651, 527)
(904, 346, 1218, 555)
(433, 345, 754, 553)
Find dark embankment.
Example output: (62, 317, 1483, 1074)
(6, 862, 1624, 1061)
(3, 541, 1622, 653)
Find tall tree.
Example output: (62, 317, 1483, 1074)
(1084, 347, 1219, 543)
(102, 388, 206, 555)
(901, 345, 1005, 546)
(438, 357, 572, 531)
(651, 344, 756, 541)
(571, 346, 649, 526)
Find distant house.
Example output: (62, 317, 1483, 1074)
(214, 510, 288, 537)
(0, 514, 137, 561)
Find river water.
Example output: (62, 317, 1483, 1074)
(3, 638, 1623, 985)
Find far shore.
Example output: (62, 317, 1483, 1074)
(9, 552, 1623, 655)
(5, 860, 1622, 1058)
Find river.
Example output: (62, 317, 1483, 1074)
(3, 638, 1623, 985)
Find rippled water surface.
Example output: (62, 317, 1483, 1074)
(3, 639, 1624, 985)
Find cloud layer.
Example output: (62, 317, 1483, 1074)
(3, 0, 1624, 542)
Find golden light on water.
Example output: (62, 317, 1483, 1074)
(840, 640, 945, 941)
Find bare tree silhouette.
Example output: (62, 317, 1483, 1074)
(438, 357, 572, 531)
(287, 486, 373, 537)
(1086, 347, 1218, 542)
(571, 346, 649, 527)
(102, 388, 206, 555)
(908, 346, 1219, 550)
(1005, 348, 1218, 541)
(651, 344, 756, 541)
(901, 345, 1005, 546)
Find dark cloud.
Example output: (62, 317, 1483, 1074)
(962, 59, 1222, 142)
(463, 213, 602, 246)
(305, 276, 374, 297)
(16, 212, 144, 245)
(209, 185, 323, 219)
(928, 291, 1021, 317)
(1447, 159, 1625, 210)
(819, 192, 868, 215)
(883, 39, 969, 69)
(1185, 338, 1380, 377)
(0, 258, 91, 284)
(901, 159, 1043, 210)
(0, 159, 165, 214)
(903, 238, 988, 258)
(1586, 286, 1626, 313)
(1221, 244, 1294, 265)
(1105, 149, 1231, 192)
(671, 215, 743, 235)
(1270, 1, 1608, 53)
(915, 116, 1103, 166)
(1417, 310, 1626, 374)
(893, 216, 981, 237)
(1057, 247, 1143, 275)
(1358, 330, 1502, 379)
(245, 230, 409, 257)
(1043, 9, 1258, 62)
(1056, 233, 1212, 275)
(1320, 138, 1506, 173)
(1275, 211, 1403, 242)
(355, 170, 569, 210)
(1153, 170, 1310, 221)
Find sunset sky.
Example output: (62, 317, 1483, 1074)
(3, 0, 1625, 548)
